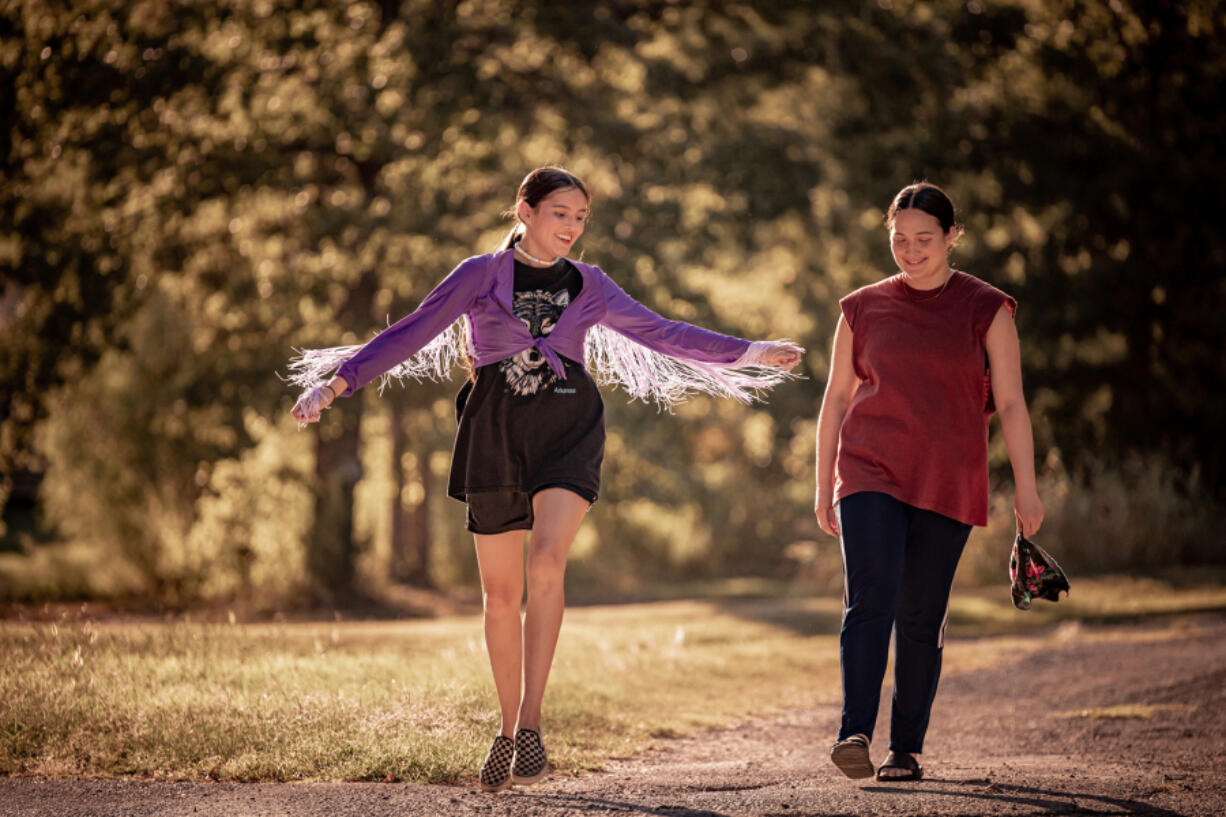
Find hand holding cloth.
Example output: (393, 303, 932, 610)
(1009, 534, 1070, 611)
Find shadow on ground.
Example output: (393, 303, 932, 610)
(856, 780, 1189, 817)
(520, 778, 1191, 817)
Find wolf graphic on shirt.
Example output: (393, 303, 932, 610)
(500, 289, 571, 396)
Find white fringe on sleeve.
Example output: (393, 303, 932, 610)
(284, 318, 470, 394)
(285, 319, 798, 409)
(583, 325, 799, 409)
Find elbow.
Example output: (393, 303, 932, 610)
(822, 381, 856, 415)
(996, 398, 1030, 423)
(819, 394, 851, 427)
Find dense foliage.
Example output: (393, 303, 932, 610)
(3, 0, 1223, 603)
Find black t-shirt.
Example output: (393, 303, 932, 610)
(447, 258, 605, 501)
(496, 258, 584, 395)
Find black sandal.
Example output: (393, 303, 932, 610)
(830, 734, 874, 779)
(875, 750, 923, 782)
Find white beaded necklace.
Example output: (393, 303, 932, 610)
(514, 242, 559, 266)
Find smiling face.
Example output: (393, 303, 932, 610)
(517, 187, 589, 262)
(889, 207, 954, 285)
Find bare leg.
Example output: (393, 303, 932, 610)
(517, 488, 589, 730)
(474, 530, 527, 737)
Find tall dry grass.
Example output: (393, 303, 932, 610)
(958, 452, 1226, 586)
(4, 449, 1222, 604)
(782, 452, 1226, 596)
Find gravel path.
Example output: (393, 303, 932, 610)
(4, 616, 1223, 817)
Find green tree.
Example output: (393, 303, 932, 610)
(5, 0, 1223, 606)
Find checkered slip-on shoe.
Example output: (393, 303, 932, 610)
(511, 727, 550, 785)
(478, 734, 514, 792)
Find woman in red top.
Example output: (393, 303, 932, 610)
(814, 182, 1043, 782)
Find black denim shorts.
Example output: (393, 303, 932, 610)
(465, 484, 596, 535)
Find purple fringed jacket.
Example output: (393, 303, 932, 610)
(334, 248, 753, 397)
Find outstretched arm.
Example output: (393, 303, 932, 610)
(600, 274, 801, 368)
(984, 304, 1044, 537)
(290, 256, 485, 425)
(333, 257, 484, 397)
(814, 315, 858, 537)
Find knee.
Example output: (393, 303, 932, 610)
(895, 609, 946, 645)
(844, 585, 898, 622)
(482, 582, 523, 616)
(526, 545, 568, 591)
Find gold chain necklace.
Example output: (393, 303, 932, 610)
(902, 269, 954, 299)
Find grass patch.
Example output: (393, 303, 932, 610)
(1058, 704, 1194, 720)
(0, 602, 839, 783)
(3, 574, 1224, 783)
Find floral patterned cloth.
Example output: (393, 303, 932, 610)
(1009, 534, 1070, 610)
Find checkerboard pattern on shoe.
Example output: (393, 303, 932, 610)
(511, 728, 549, 784)
(478, 735, 514, 792)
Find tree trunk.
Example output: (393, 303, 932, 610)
(307, 267, 376, 603)
(389, 389, 433, 587)
(308, 402, 363, 602)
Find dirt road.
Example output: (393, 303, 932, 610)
(4, 616, 1223, 817)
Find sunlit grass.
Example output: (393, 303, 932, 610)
(1057, 704, 1195, 720)
(3, 575, 1224, 783)
(0, 601, 837, 782)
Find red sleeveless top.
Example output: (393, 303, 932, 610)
(835, 271, 1016, 526)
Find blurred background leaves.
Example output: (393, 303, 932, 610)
(2, 0, 1224, 610)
